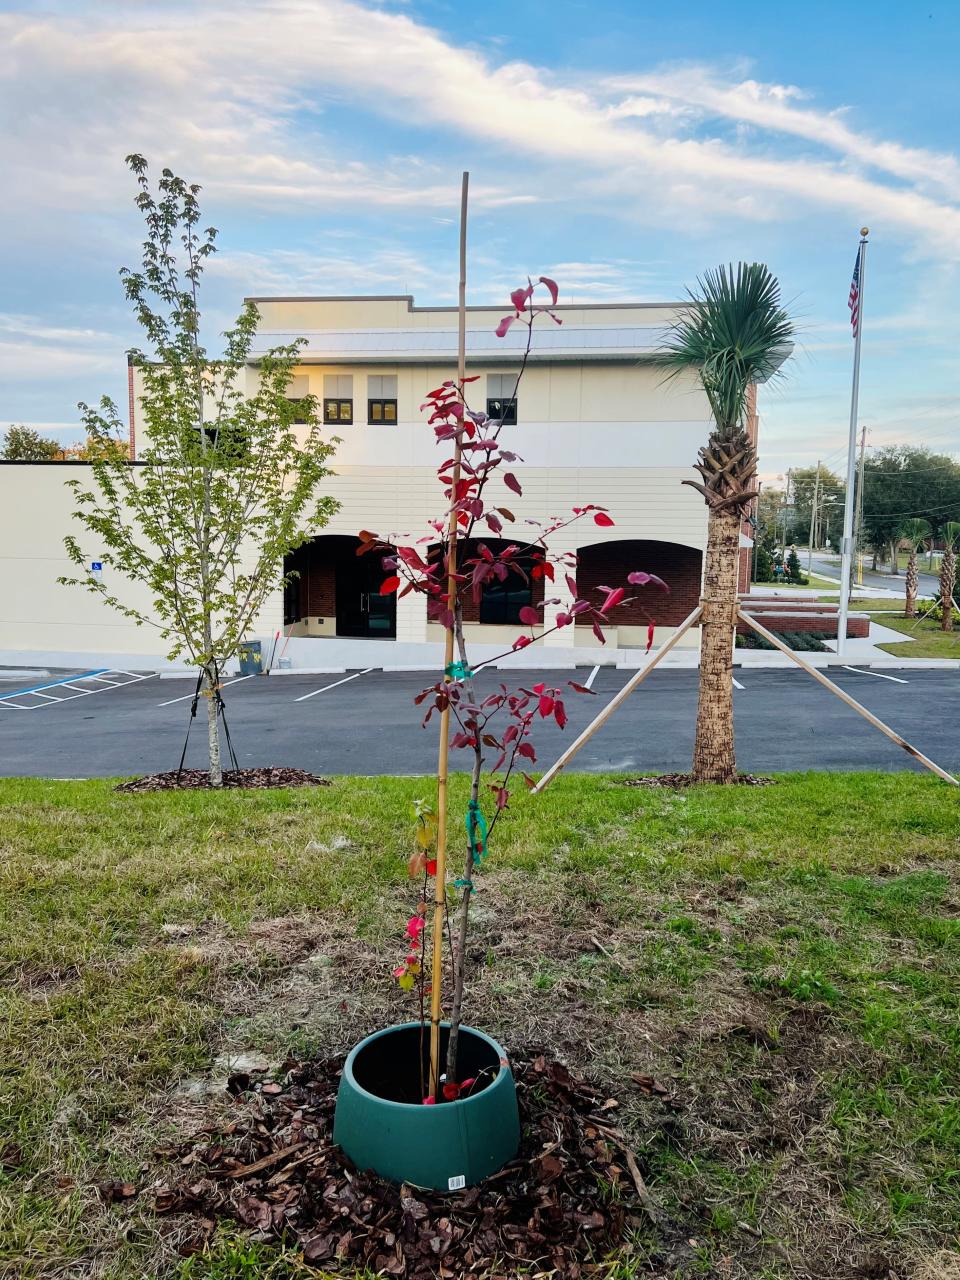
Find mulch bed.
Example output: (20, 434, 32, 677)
(115, 768, 331, 793)
(622, 773, 777, 789)
(149, 1051, 678, 1277)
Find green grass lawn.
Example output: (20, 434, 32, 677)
(2, 775, 959, 1279)
(750, 572, 837, 591)
(873, 614, 960, 659)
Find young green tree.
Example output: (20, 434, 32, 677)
(785, 545, 804, 583)
(1, 424, 63, 460)
(939, 522, 960, 633)
(899, 518, 932, 618)
(661, 263, 794, 783)
(61, 156, 338, 785)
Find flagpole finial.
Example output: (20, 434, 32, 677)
(860, 226, 870, 237)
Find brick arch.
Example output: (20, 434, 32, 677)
(576, 539, 702, 626)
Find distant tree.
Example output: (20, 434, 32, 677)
(939, 522, 960, 633)
(1, 424, 63, 460)
(61, 433, 131, 462)
(899, 518, 932, 618)
(785, 545, 805, 583)
(861, 448, 960, 567)
(61, 156, 338, 786)
(785, 464, 845, 547)
(753, 543, 773, 583)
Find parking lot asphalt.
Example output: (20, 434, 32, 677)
(0, 665, 957, 779)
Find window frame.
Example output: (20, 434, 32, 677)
(486, 396, 518, 425)
(323, 398, 353, 425)
(367, 397, 398, 424)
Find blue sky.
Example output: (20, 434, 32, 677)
(1, 0, 958, 478)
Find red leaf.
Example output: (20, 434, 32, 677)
(494, 787, 509, 810)
(593, 512, 615, 527)
(600, 586, 625, 613)
(538, 276, 559, 305)
(442, 1081, 461, 1101)
(518, 605, 539, 626)
(503, 472, 522, 496)
(510, 285, 534, 312)
(379, 576, 401, 595)
(568, 681, 597, 695)
(554, 700, 567, 729)
(512, 634, 532, 650)
(591, 619, 607, 645)
(517, 741, 536, 761)
(628, 571, 670, 592)
(495, 314, 515, 338)
(646, 622, 656, 653)
(485, 512, 503, 534)
(565, 573, 578, 597)
(538, 693, 555, 718)
(425, 859, 437, 875)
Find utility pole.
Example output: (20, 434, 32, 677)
(807, 460, 821, 574)
(752, 480, 762, 583)
(853, 425, 867, 585)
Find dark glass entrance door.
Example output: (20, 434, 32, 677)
(335, 548, 397, 638)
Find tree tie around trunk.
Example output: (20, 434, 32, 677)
(176, 661, 241, 779)
(454, 800, 488, 888)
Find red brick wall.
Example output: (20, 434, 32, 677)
(737, 612, 869, 638)
(576, 540, 702, 626)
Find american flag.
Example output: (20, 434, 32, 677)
(848, 245, 862, 338)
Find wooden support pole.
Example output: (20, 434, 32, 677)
(532, 606, 704, 794)
(737, 606, 958, 785)
(429, 171, 469, 1100)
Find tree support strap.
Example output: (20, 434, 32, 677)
(176, 660, 241, 778)
(454, 800, 488, 888)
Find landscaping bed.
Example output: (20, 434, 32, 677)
(2, 775, 959, 1279)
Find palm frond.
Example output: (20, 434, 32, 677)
(899, 518, 932, 548)
(942, 521, 960, 551)
(659, 262, 795, 431)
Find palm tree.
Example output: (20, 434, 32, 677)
(939, 522, 960, 633)
(899, 518, 932, 618)
(661, 263, 794, 783)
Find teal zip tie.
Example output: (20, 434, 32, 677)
(445, 660, 471, 679)
(465, 799, 489, 867)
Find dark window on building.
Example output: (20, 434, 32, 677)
(367, 375, 398, 424)
(486, 373, 517, 425)
(324, 374, 353, 425)
(324, 398, 353, 424)
(478, 556, 533, 625)
(368, 399, 397, 423)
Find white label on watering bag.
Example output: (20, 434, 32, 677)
(448, 1174, 466, 1191)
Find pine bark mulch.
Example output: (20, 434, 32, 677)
(150, 1051, 677, 1278)
(622, 774, 777, 788)
(115, 768, 331, 793)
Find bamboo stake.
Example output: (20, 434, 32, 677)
(532, 606, 704, 794)
(429, 171, 469, 1100)
(737, 606, 958, 785)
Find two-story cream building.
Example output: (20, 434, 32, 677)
(0, 293, 757, 671)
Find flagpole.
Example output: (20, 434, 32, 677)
(837, 227, 869, 656)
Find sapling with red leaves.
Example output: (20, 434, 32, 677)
(361, 276, 668, 1099)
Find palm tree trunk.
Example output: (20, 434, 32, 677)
(692, 505, 740, 783)
(941, 548, 956, 633)
(905, 550, 918, 617)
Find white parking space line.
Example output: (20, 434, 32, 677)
(295, 668, 375, 702)
(732, 677, 745, 690)
(0, 669, 155, 711)
(157, 674, 254, 707)
(584, 665, 600, 690)
(842, 666, 908, 685)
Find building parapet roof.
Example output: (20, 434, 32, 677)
(248, 324, 674, 364)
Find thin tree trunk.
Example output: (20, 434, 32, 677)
(204, 659, 223, 787)
(905, 550, 918, 617)
(445, 614, 478, 1083)
(692, 506, 740, 783)
(941, 549, 956, 633)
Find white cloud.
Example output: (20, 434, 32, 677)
(2, 0, 958, 251)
